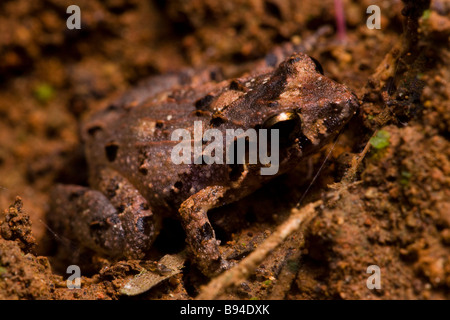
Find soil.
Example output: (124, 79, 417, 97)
(0, 0, 449, 300)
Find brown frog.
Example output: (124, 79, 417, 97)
(49, 52, 359, 276)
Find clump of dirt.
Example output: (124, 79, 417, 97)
(0, 197, 53, 299)
(294, 123, 450, 299)
(0, 238, 55, 299)
(1, 197, 36, 253)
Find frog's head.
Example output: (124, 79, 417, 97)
(207, 52, 359, 177)
(255, 52, 360, 159)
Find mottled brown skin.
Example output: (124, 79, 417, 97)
(49, 53, 359, 275)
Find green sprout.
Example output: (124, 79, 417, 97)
(370, 130, 390, 150)
(421, 9, 431, 20)
(34, 83, 55, 103)
(400, 170, 412, 186)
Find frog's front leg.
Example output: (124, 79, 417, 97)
(179, 185, 232, 276)
(49, 168, 161, 260)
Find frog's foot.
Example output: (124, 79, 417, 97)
(49, 169, 161, 260)
(179, 185, 232, 276)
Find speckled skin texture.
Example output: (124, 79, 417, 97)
(49, 53, 359, 275)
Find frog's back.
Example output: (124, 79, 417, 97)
(81, 71, 236, 212)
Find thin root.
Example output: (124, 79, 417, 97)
(195, 200, 322, 300)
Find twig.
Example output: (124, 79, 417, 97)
(195, 200, 322, 300)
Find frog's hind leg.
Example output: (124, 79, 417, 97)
(93, 168, 162, 259)
(49, 169, 161, 261)
(179, 185, 231, 276)
(49, 185, 128, 260)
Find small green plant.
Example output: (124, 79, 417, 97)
(34, 83, 55, 103)
(370, 130, 390, 150)
(263, 279, 272, 286)
(421, 9, 431, 20)
(400, 170, 412, 186)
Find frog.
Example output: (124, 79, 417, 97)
(49, 52, 359, 276)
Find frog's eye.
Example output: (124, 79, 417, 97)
(262, 112, 301, 145)
(262, 112, 300, 129)
(309, 56, 324, 75)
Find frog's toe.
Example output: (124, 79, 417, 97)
(199, 257, 235, 277)
(219, 258, 235, 272)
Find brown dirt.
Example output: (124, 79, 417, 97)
(0, 0, 449, 299)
